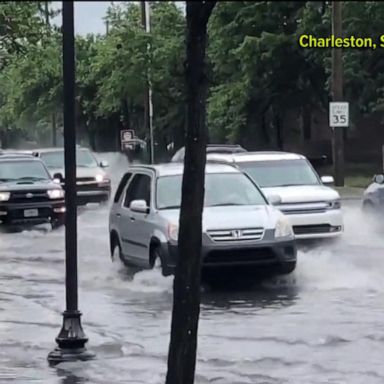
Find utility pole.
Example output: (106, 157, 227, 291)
(331, 1, 345, 186)
(44, 1, 57, 147)
(48, 1, 94, 365)
(141, 1, 154, 164)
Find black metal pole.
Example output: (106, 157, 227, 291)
(48, 1, 94, 365)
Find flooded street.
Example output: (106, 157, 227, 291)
(1, 154, 384, 384)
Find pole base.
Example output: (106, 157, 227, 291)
(48, 310, 95, 366)
(48, 347, 95, 366)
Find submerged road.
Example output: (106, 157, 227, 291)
(0, 153, 383, 384)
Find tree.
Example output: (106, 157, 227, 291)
(165, 2, 216, 384)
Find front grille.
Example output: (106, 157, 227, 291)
(76, 177, 96, 183)
(207, 228, 265, 242)
(293, 224, 340, 235)
(279, 202, 330, 215)
(204, 248, 276, 264)
(9, 190, 50, 204)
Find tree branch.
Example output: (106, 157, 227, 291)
(199, 1, 217, 26)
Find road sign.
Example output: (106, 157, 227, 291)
(121, 142, 134, 151)
(121, 130, 134, 143)
(329, 102, 349, 127)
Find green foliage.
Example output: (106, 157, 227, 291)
(2, 1, 384, 149)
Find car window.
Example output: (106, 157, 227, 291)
(0, 160, 51, 181)
(156, 172, 267, 209)
(123, 173, 151, 208)
(114, 172, 132, 203)
(239, 159, 320, 188)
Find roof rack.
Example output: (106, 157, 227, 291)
(206, 157, 238, 168)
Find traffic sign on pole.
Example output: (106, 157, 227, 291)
(329, 101, 349, 127)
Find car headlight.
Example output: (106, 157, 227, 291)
(275, 216, 294, 238)
(47, 189, 65, 199)
(327, 199, 341, 210)
(0, 192, 10, 202)
(168, 223, 179, 242)
(95, 174, 104, 182)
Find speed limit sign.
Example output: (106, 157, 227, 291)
(329, 102, 349, 127)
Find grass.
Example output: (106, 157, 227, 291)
(319, 162, 378, 188)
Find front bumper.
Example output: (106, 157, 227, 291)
(0, 200, 66, 227)
(282, 209, 343, 239)
(62, 181, 111, 205)
(161, 234, 297, 275)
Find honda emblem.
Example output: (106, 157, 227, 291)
(232, 230, 242, 238)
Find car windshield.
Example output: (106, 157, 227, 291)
(156, 172, 267, 209)
(238, 159, 320, 188)
(0, 160, 50, 181)
(40, 149, 98, 168)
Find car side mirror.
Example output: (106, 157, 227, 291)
(321, 175, 334, 185)
(100, 160, 109, 168)
(130, 199, 149, 214)
(268, 194, 282, 206)
(373, 174, 384, 184)
(53, 173, 64, 183)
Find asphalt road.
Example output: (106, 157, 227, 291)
(0, 154, 383, 384)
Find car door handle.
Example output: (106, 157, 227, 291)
(130, 216, 135, 222)
(116, 213, 121, 218)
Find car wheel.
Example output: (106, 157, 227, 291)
(277, 261, 296, 275)
(150, 246, 168, 276)
(51, 216, 65, 230)
(111, 236, 124, 263)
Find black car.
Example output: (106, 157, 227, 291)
(170, 144, 247, 162)
(0, 153, 66, 230)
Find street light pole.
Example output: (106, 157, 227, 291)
(331, 0, 345, 186)
(48, 1, 94, 365)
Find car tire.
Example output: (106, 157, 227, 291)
(51, 216, 65, 230)
(111, 237, 123, 263)
(277, 261, 296, 275)
(150, 246, 168, 277)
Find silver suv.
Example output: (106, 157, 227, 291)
(109, 163, 297, 276)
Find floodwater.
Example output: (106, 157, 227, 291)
(0, 153, 384, 384)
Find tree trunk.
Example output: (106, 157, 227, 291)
(165, 2, 216, 384)
(52, 113, 57, 146)
(302, 105, 311, 141)
(273, 107, 284, 150)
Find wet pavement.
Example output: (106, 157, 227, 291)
(1, 153, 384, 384)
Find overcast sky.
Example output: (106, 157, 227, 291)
(52, 1, 185, 36)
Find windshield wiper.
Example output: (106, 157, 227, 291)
(17, 176, 47, 181)
(209, 203, 246, 207)
(159, 205, 180, 210)
(0, 178, 15, 182)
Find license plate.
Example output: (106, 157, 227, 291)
(24, 209, 38, 217)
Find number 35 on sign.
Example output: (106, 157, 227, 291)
(329, 102, 349, 127)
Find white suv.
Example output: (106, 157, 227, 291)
(206, 152, 343, 240)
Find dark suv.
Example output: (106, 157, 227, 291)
(0, 153, 65, 230)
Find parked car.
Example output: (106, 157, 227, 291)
(32, 146, 111, 205)
(170, 144, 247, 162)
(362, 174, 384, 213)
(206, 151, 343, 240)
(0, 153, 65, 230)
(109, 162, 297, 277)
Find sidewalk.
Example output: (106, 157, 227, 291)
(335, 186, 364, 201)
